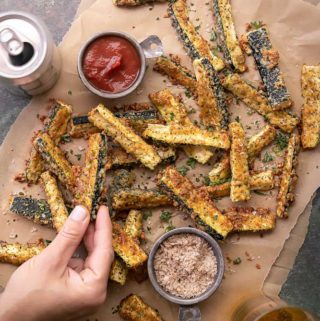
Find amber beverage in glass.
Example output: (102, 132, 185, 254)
(232, 295, 319, 321)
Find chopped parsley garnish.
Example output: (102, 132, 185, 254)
(170, 112, 175, 121)
(75, 153, 82, 161)
(185, 90, 192, 98)
(178, 166, 189, 176)
(262, 152, 274, 163)
(61, 134, 71, 143)
(250, 20, 263, 30)
(235, 116, 241, 123)
(275, 132, 289, 150)
(67, 90, 72, 95)
(186, 158, 197, 169)
(165, 223, 176, 232)
(187, 107, 196, 114)
(210, 29, 217, 41)
(195, 24, 201, 31)
(160, 210, 172, 222)
(233, 257, 242, 265)
(143, 210, 153, 220)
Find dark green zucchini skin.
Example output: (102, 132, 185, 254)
(168, 1, 201, 62)
(212, 0, 232, 67)
(200, 58, 229, 129)
(10, 196, 52, 226)
(114, 110, 158, 121)
(247, 27, 291, 109)
(72, 115, 90, 125)
(91, 133, 108, 220)
(158, 183, 224, 240)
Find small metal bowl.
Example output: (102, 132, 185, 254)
(148, 227, 224, 321)
(77, 31, 163, 99)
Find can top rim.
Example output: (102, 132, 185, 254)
(0, 11, 50, 80)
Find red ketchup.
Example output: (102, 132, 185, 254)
(82, 36, 141, 93)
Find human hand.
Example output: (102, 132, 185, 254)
(0, 205, 114, 321)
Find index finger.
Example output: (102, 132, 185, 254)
(81, 206, 114, 282)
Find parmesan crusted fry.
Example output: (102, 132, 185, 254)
(112, 222, 148, 269)
(75, 133, 107, 219)
(229, 122, 250, 202)
(212, 0, 246, 72)
(143, 123, 230, 149)
(41, 171, 68, 232)
(301, 65, 320, 149)
(153, 55, 197, 94)
(149, 89, 213, 164)
(224, 207, 276, 232)
(119, 294, 165, 321)
(276, 133, 300, 218)
(0, 239, 46, 265)
(169, 0, 225, 71)
(88, 104, 161, 170)
(222, 73, 299, 133)
(158, 166, 233, 239)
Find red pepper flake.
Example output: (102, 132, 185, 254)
(39, 115, 46, 122)
(256, 263, 261, 270)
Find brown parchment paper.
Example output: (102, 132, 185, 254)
(1, 0, 320, 320)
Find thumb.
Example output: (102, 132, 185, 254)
(44, 206, 90, 267)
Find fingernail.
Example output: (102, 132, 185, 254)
(70, 206, 88, 222)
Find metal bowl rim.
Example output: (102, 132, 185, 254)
(147, 227, 225, 306)
(77, 31, 146, 99)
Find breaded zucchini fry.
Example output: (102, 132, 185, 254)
(276, 133, 300, 218)
(25, 148, 45, 184)
(119, 294, 165, 321)
(105, 146, 138, 170)
(69, 115, 100, 138)
(112, 188, 171, 210)
(247, 125, 276, 165)
(110, 257, 128, 286)
(224, 207, 276, 232)
(0, 239, 46, 265)
(9, 196, 52, 226)
(75, 133, 107, 219)
(88, 104, 161, 170)
(229, 122, 250, 202)
(43, 100, 73, 141)
(124, 210, 143, 240)
(26, 100, 72, 183)
(208, 153, 230, 183)
(221, 73, 299, 133)
(193, 58, 229, 129)
(115, 109, 162, 135)
(212, 0, 246, 72)
(158, 166, 233, 239)
(112, 222, 148, 268)
(113, 0, 167, 6)
(33, 133, 76, 191)
(143, 123, 230, 149)
(207, 170, 274, 198)
(41, 171, 68, 232)
(149, 89, 213, 163)
(169, 0, 225, 71)
(247, 26, 292, 110)
(301, 65, 320, 149)
(153, 55, 197, 94)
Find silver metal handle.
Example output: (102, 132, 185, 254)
(139, 35, 163, 59)
(179, 306, 201, 321)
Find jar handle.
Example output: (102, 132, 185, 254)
(139, 35, 163, 59)
(179, 305, 201, 321)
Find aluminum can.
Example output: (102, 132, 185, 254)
(0, 11, 61, 96)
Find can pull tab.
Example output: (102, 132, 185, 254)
(179, 306, 201, 321)
(139, 35, 164, 59)
(0, 28, 34, 66)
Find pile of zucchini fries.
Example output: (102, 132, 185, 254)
(1, 0, 320, 319)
